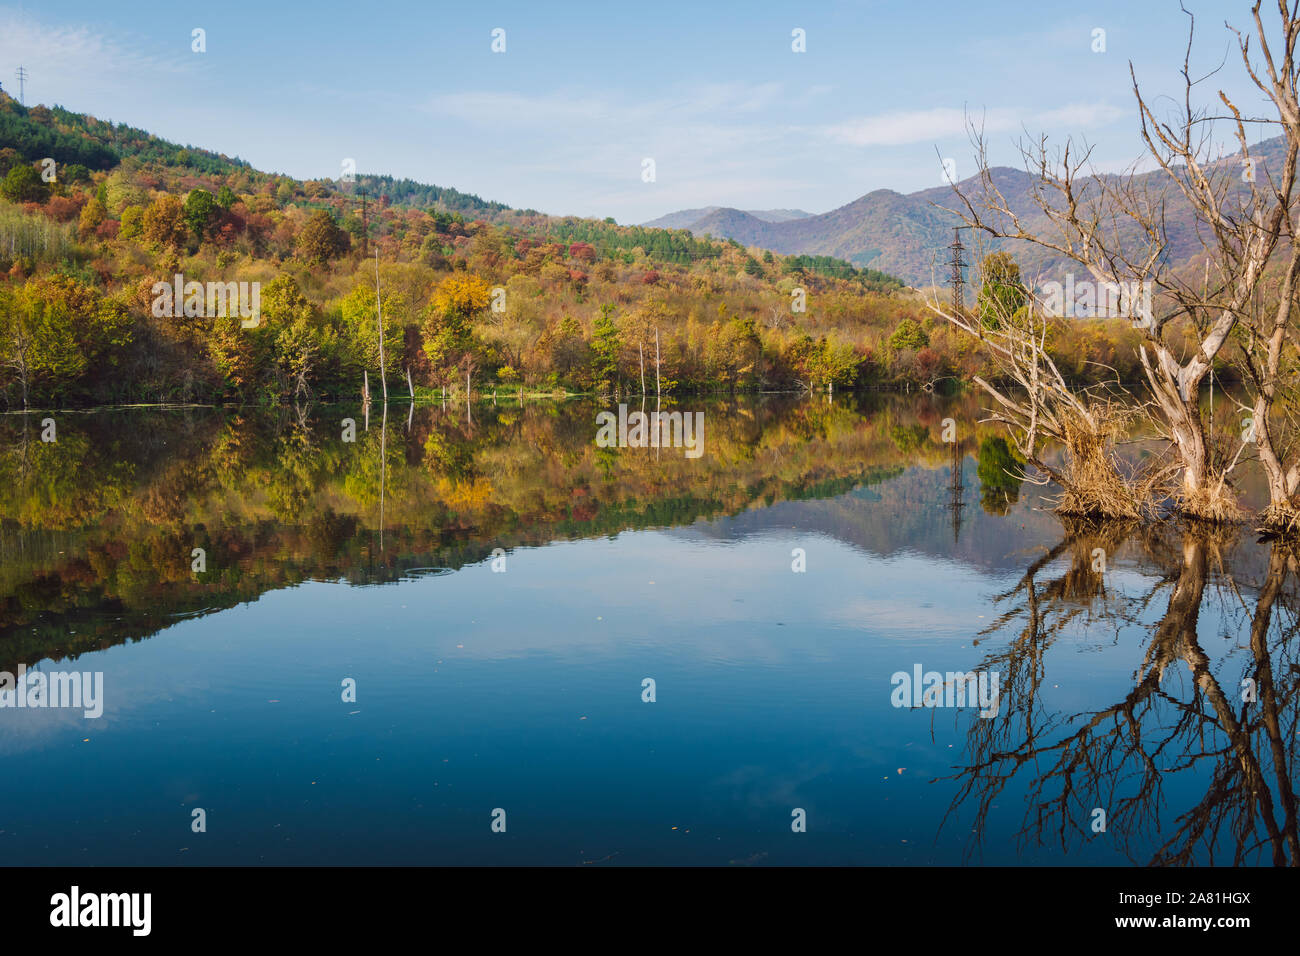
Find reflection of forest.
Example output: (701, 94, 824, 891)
(5, 395, 1296, 865)
(1, 393, 1015, 666)
(946, 519, 1300, 866)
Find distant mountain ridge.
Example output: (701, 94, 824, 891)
(642, 141, 1287, 287)
(641, 206, 812, 230)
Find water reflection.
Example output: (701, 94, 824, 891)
(948, 520, 1300, 866)
(1, 393, 999, 668)
(0, 393, 1295, 865)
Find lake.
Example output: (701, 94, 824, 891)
(1, 393, 1296, 865)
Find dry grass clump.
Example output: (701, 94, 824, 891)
(1257, 501, 1300, 538)
(1053, 405, 1148, 520)
(1176, 478, 1246, 525)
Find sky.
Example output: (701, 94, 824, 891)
(0, 0, 1274, 223)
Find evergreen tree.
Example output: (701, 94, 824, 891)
(591, 305, 621, 394)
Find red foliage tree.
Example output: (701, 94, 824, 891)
(46, 195, 84, 222)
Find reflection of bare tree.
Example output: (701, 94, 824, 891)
(944, 522, 1300, 865)
(1154, 540, 1300, 865)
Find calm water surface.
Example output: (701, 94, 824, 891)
(1, 394, 1295, 865)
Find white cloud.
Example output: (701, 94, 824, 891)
(825, 102, 1127, 147)
(1035, 102, 1129, 129)
(419, 82, 821, 218)
(424, 81, 788, 130)
(825, 107, 979, 147)
(0, 8, 189, 108)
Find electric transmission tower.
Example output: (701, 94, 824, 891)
(949, 226, 968, 315)
(15, 65, 28, 105)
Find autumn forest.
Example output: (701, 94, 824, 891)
(0, 91, 1152, 410)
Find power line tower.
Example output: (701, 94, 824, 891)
(357, 186, 369, 257)
(15, 65, 28, 106)
(948, 226, 968, 315)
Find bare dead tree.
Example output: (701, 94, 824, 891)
(933, 3, 1300, 523)
(1222, 2, 1300, 533)
(925, 249, 1154, 518)
(1234, 257, 1300, 533)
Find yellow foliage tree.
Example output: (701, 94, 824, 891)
(431, 274, 491, 318)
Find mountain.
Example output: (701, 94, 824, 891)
(746, 207, 814, 223)
(644, 186, 998, 286)
(641, 206, 812, 229)
(643, 143, 1286, 288)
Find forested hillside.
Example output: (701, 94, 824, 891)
(0, 91, 1149, 409)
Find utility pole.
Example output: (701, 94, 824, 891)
(357, 186, 369, 257)
(15, 65, 28, 106)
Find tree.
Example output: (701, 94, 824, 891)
(430, 273, 491, 319)
(183, 188, 218, 239)
(262, 276, 329, 399)
(1, 164, 48, 203)
(78, 197, 106, 238)
(935, 6, 1300, 523)
(119, 205, 144, 239)
(18, 276, 131, 399)
(889, 318, 929, 351)
(339, 281, 402, 382)
(0, 280, 88, 404)
(928, 272, 1146, 518)
(702, 316, 762, 390)
(590, 305, 621, 393)
(296, 209, 349, 265)
(0, 285, 33, 408)
(543, 315, 589, 384)
(976, 252, 1026, 330)
(208, 314, 261, 394)
(421, 276, 487, 386)
(141, 194, 187, 249)
(806, 337, 859, 388)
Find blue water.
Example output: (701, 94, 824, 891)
(0, 399, 1294, 865)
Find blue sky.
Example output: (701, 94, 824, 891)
(0, 0, 1272, 222)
